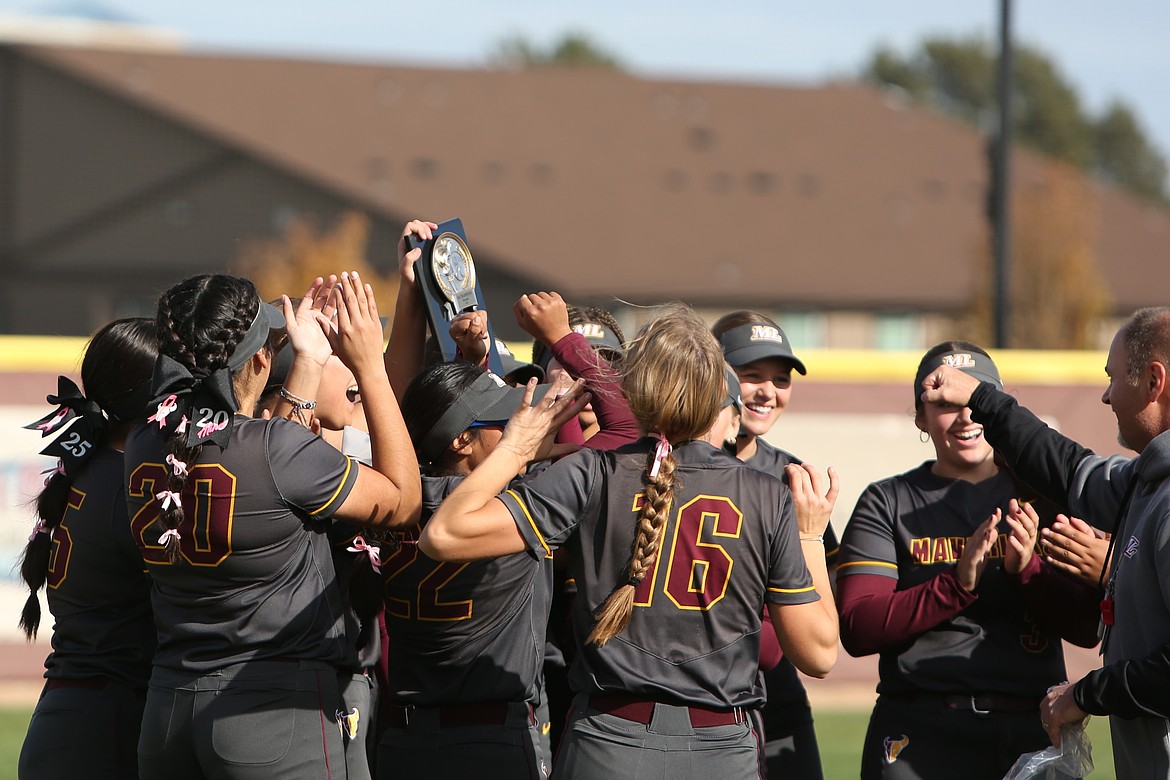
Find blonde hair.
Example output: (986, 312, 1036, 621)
(588, 305, 724, 646)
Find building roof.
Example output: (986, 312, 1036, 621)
(16, 43, 1170, 313)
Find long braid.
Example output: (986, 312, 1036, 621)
(17, 471, 70, 639)
(586, 304, 724, 647)
(588, 449, 677, 647)
(154, 276, 258, 564)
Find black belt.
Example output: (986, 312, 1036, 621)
(386, 701, 534, 729)
(886, 691, 1040, 714)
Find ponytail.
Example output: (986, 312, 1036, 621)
(17, 469, 70, 639)
(588, 445, 677, 647)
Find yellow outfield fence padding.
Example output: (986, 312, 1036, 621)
(0, 337, 89, 371)
(0, 337, 1107, 386)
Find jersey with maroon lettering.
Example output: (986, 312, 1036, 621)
(501, 438, 817, 710)
(382, 475, 553, 706)
(836, 463, 1066, 696)
(43, 448, 155, 688)
(124, 415, 360, 677)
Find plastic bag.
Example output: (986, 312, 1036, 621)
(1002, 720, 1094, 779)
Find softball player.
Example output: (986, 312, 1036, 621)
(418, 305, 839, 780)
(836, 342, 1100, 780)
(376, 361, 574, 779)
(17, 318, 158, 780)
(124, 272, 420, 780)
(713, 311, 839, 778)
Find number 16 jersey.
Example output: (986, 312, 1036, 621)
(500, 438, 817, 710)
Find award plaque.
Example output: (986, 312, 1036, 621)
(411, 218, 505, 375)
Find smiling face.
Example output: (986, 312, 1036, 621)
(733, 357, 794, 439)
(917, 399, 996, 481)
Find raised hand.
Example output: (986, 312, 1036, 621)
(1040, 515, 1110, 585)
(514, 291, 572, 348)
(785, 463, 840, 538)
(1002, 499, 1040, 575)
(919, 365, 982, 410)
(397, 220, 439, 286)
(497, 375, 589, 465)
(450, 310, 490, 366)
(282, 275, 338, 368)
(329, 271, 386, 380)
(956, 511, 999, 592)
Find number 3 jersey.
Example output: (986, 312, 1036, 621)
(500, 438, 817, 710)
(124, 415, 360, 677)
(381, 475, 553, 707)
(836, 464, 1067, 697)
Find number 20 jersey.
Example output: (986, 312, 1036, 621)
(501, 438, 817, 710)
(124, 416, 360, 677)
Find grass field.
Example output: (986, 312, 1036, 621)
(815, 707, 1116, 779)
(0, 705, 1115, 779)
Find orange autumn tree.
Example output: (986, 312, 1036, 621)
(968, 162, 1112, 348)
(232, 211, 398, 315)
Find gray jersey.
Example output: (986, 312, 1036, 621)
(43, 447, 155, 688)
(501, 438, 817, 709)
(382, 475, 553, 706)
(124, 415, 359, 677)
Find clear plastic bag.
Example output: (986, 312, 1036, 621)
(1003, 720, 1094, 779)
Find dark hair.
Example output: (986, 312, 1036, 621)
(19, 318, 158, 639)
(154, 275, 266, 563)
(401, 361, 486, 474)
(531, 304, 626, 371)
(912, 340, 992, 415)
(1121, 307, 1170, 384)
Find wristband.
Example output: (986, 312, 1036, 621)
(800, 533, 825, 544)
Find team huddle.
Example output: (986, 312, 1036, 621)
(15, 219, 1170, 780)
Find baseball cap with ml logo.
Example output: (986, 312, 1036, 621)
(914, 351, 1003, 395)
(718, 322, 807, 375)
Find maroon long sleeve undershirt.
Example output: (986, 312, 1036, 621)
(1011, 553, 1101, 648)
(548, 332, 639, 451)
(837, 569, 976, 657)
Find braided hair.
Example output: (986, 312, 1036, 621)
(154, 275, 266, 563)
(19, 318, 157, 639)
(587, 305, 724, 646)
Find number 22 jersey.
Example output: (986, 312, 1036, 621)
(500, 437, 817, 710)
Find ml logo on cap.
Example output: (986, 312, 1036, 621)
(486, 372, 506, 388)
(942, 353, 977, 369)
(750, 325, 784, 343)
(573, 323, 606, 340)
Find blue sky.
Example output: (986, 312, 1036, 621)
(8, 1, 1170, 161)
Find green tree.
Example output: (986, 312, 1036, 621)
(490, 32, 622, 69)
(863, 35, 1166, 201)
(1093, 101, 1169, 201)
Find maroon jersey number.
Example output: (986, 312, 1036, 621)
(46, 487, 85, 589)
(128, 462, 237, 567)
(632, 494, 743, 611)
(382, 528, 474, 621)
